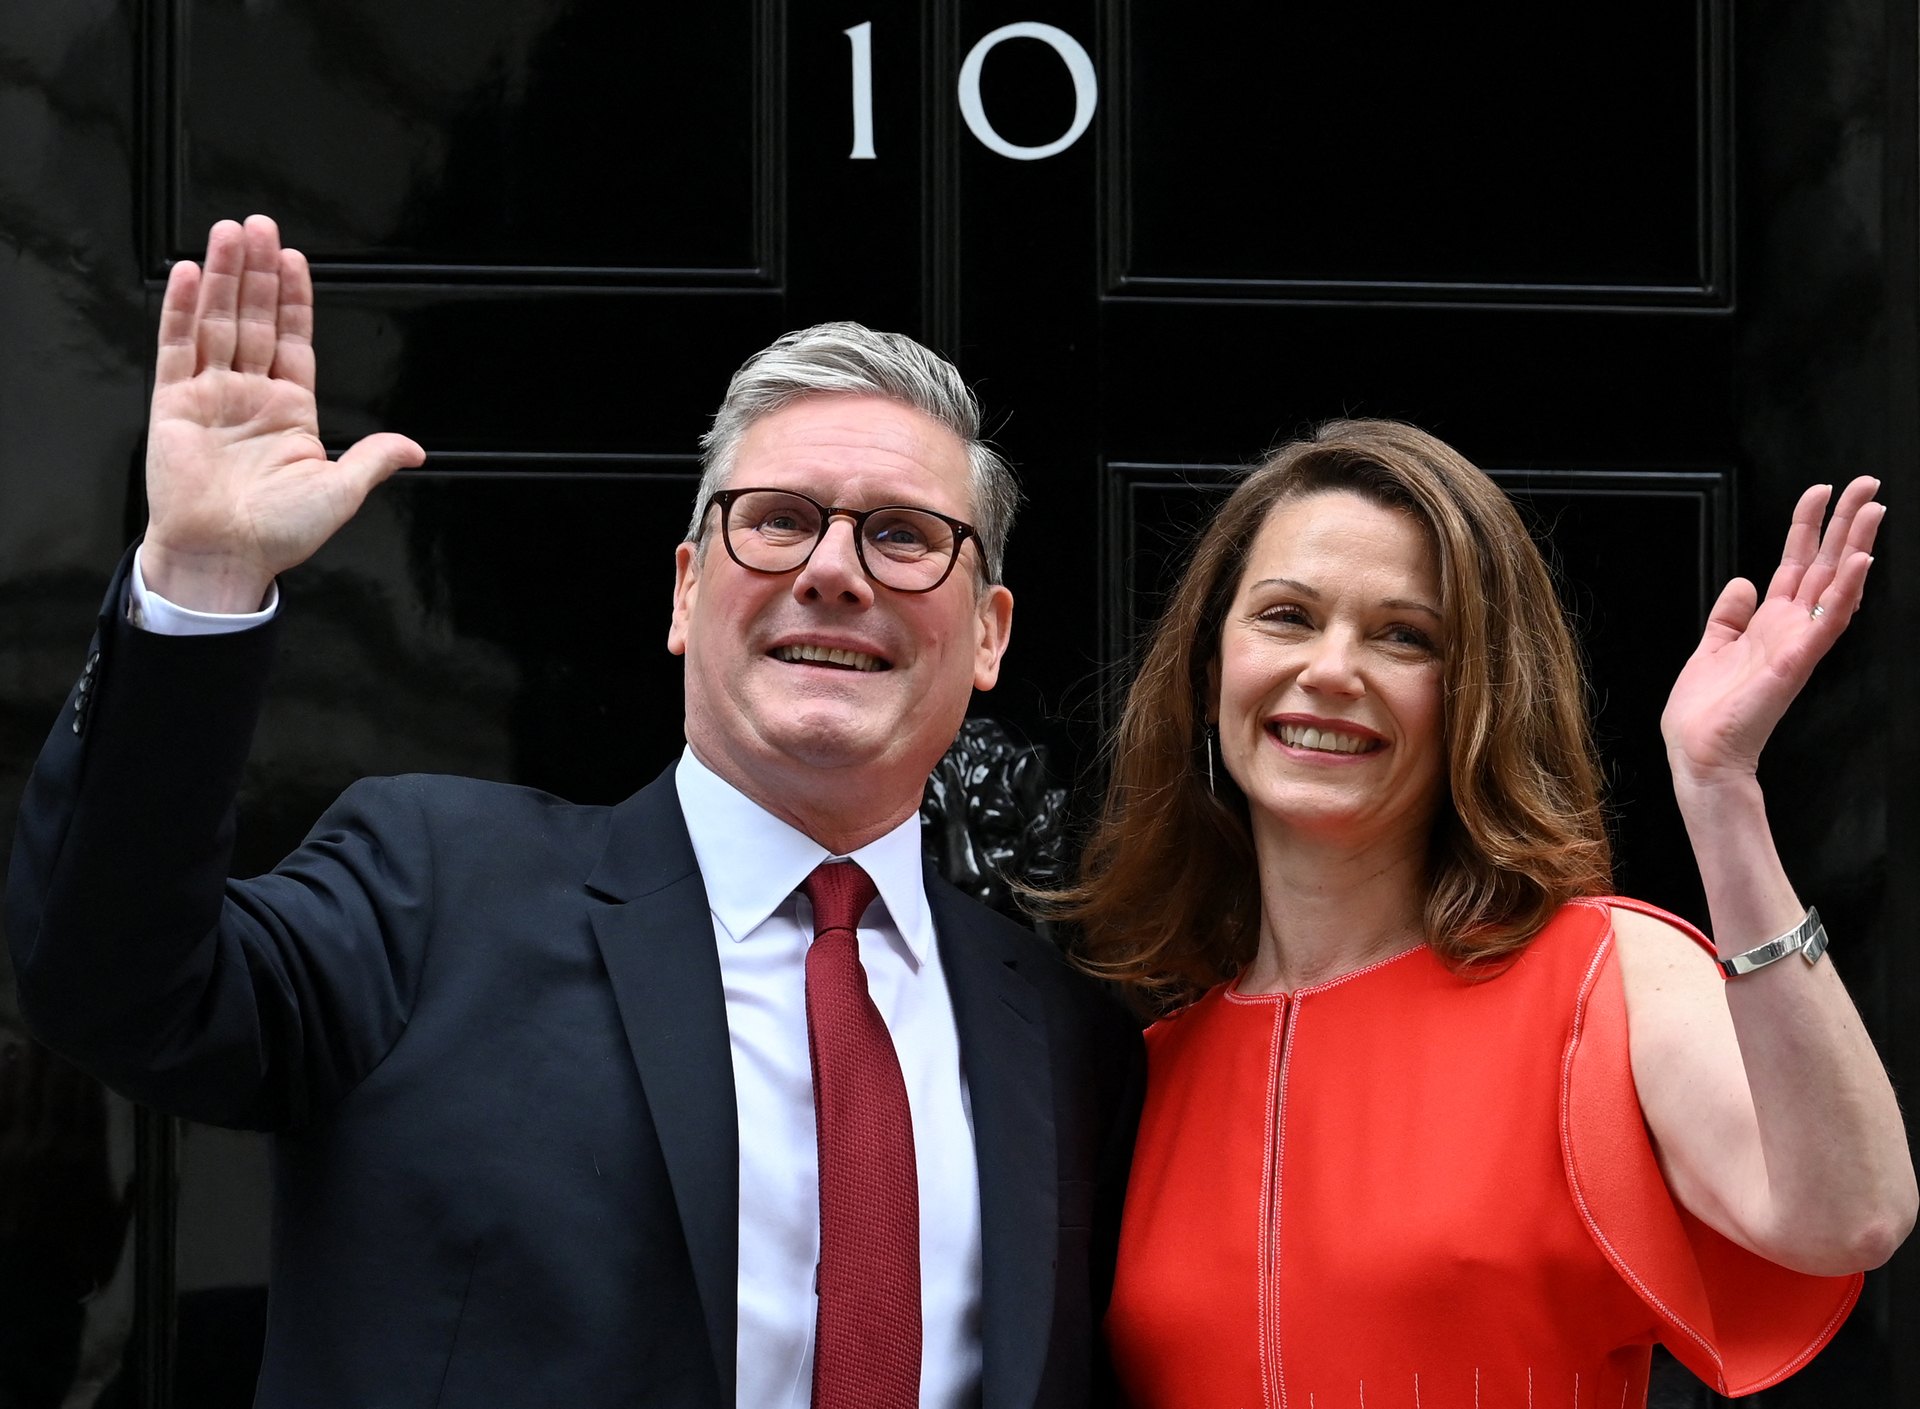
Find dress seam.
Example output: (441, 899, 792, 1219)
(1224, 943, 1426, 1005)
(1258, 996, 1296, 1409)
(1726, 1284, 1859, 1395)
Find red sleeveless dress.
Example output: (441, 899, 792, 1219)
(1105, 898, 1860, 1409)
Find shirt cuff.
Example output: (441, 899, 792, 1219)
(128, 547, 280, 636)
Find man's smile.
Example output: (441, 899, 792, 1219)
(771, 643, 892, 672)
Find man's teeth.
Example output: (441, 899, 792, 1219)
(774, 644, 886, 672)
(1274, 723, 1375, 754)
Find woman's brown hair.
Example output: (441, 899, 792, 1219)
(1051, 419, 1613, 1013)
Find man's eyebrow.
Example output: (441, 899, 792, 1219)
(1247, 578, 1441, 621)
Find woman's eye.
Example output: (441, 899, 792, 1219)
(1260, 605, 1310, 626)
(1385, 625, 1436, 651)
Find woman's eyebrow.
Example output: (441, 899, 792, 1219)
(1249, 578, 1441, 621)
(1247, 576, 1319, 598)
(1382, 597, 1442, 620)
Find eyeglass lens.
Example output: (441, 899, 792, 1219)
(723, 490, 959, 590)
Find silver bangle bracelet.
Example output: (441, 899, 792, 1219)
(1717, 906, 1828, 978)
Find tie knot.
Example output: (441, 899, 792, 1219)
(801, 861, 878, 939)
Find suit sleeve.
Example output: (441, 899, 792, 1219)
(1090, 999, 1146, 1408)
(6, 549, 432, 1131)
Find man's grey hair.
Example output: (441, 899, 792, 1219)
(686, 321, 1019, 583)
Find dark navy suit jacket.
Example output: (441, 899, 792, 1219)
(6, 553, 1144, 1408)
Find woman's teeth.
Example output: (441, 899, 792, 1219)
(1272, 723, 1376, 754)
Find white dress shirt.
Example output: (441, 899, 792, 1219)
(127, 548, 279, 634)
(675, 749, 983, 1409)
(129, 551, 987, 1406)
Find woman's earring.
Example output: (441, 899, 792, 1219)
(1204, 725, 1217, 796)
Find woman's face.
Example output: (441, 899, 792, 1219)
(1214, 490, 1449, 852)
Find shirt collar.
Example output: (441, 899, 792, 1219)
(673, 747, 936, 966)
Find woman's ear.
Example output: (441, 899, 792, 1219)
(1203, 655, 1221, 725)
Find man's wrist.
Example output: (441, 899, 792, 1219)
(131, 546, 279, 636)
(137, 541, 274, 614)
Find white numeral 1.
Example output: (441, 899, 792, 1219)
(845, 22, 876, 160)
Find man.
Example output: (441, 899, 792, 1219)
(7, 215, 1142, 1407)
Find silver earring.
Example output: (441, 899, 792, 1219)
(1204, 725, 1217, 796)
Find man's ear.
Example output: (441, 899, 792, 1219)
(668, 540, 699, 657)
(971, 584, 1015, 691)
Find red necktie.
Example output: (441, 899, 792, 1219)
(802, 861, 922, 1408)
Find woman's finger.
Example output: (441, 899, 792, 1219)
(1796, 476, 1881, 609)
(1838, 478, 1885, 556)
(1763, 483, 1832, 602)
(1810, 511, 1880, 628)
(1700, 575, 1759, 648)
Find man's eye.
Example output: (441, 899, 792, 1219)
(750, 508, 817, 537)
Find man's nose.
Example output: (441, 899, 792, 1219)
(792, 516, 874, 605)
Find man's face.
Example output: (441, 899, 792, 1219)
(669, 394, 1014, 829)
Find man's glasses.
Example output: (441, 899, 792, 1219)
(704, 488, 981, 594)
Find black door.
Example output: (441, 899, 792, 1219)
(2, 1, 1913, 1404)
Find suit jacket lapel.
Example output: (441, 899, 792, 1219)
(587, 769, 738, 1407)
(931, 873, 1056, 1409)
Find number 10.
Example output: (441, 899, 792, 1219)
(843, 20, 1099, 162)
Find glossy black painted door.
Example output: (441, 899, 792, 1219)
(1, 0, 1914, 1405)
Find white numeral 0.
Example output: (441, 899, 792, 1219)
(843, 20, 1099, 162)
(958, 21, 1098, 161)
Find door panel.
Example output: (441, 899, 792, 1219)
(0, 1, 1912, 1405)
(161, 0, 772, 280)
(1112, 2, 1722, 301)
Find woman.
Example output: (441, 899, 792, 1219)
(1059, 421, 1916, 1407)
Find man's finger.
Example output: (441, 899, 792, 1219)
(1762, 483, 1830, 601)
(271, 248, 317, 394)
(193, 220, 246, 372)
(154, 260, 201, 389)
(232, 214, 284, 376)
(337, 433, 427, 501)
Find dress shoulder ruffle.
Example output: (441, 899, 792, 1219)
(1559, 897, 1861, 1395)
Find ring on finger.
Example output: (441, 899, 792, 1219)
(1810, 603, 1826, 620)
